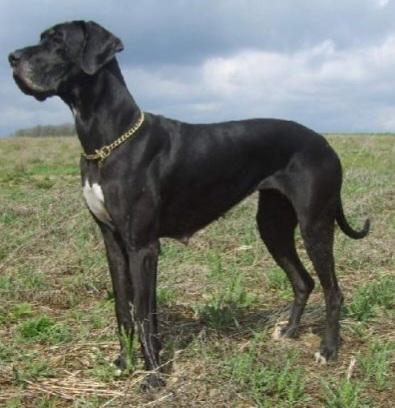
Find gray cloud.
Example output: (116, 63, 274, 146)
(124, 34, 395, 131)
(1, 0, 395, 135)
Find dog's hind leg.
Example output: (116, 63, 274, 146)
(257, 189, 315, 338)
(300, 212, 343, 363)
(259, 146, 345, 361)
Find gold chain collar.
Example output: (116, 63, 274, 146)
(81, 111, 145, 165)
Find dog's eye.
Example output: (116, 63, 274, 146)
(51, 31, 64, 44)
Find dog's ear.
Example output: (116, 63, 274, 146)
(80, 21, 123, 75)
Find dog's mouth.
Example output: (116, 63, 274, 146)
(13, 72, 54, 101)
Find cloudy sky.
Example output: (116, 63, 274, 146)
(1, 0, 395, 136)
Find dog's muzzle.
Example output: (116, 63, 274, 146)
(9, 50, 23, 68)
(9, 51, 51, 99)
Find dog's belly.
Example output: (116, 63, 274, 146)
(158, 176, 258, 240)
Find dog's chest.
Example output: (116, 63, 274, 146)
(82, 180, 112, 225)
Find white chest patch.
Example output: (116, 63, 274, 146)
(82, 181, 112, 225)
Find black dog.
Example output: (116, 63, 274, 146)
(9, 21, 369, 388)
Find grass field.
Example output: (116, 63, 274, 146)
(0, 135, 394, 407)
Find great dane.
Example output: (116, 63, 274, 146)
(9, 20, 369, 388)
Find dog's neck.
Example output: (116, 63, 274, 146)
(61, 59, 140, 154)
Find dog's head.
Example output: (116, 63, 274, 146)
(8, 20, 123, 101)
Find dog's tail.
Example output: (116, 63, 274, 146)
(336, 198, 370, 239)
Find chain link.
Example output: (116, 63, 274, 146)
(82, 111, 145, 164)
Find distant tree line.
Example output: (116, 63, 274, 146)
(14, 123, 76, 137)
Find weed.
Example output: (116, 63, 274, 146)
(89, 312, 107, 330)
(0, 339, 14, 361)
(207, 251, 225, 279)
(4, 397, 23, 408)
(33, 177, 55, 190)
(0, 274, 13, 290)
(1, 302, 34, 325)
(322, 379, 367, 408)
(17, 315, 71, 344)
(68, 301, 111, 336)
(157, 286, 177, 306)
(13, 357, 54, 384)
(347, 275, 394, 321)
(20, 269, 47, 290)
(0, 268, 47, 294)
(31, 164, 79, 176)
(160, 240, 194, 265)
(35, 396, 62, 408)
(266, 267, 293, 300)
(198, 297, 236, 328)
(199, 271, 256, 328)
(72, 396, 104, 408)
(118, 328, 139, 372)
(10, 303, 34, 320)
(359, 339, 394, 390)
(90, 352, 119, 382)
(1, 209, 19, 225)
(229, 341, 307, 407)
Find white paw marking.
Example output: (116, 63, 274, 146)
(272, 321, 288, 340)
(314, 351, 328, 365)
(83, 180, 112, 225)
(114, 368, 122, 377)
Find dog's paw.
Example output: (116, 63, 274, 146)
(314, 346, 338, 365)
(140, 373, 166, 392)
(314, 351, 328, 365)
(113, 355, 127, 375)
(272, 321, 298, 340)
(272, 321, 288, 340)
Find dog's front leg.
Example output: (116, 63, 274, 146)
(99, 225, 135, 370)
(127, 240, 163, 389)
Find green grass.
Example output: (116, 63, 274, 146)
(0, 338, 14, 361)
(13, 358, 55, 383)
(266, 267, 293, 300)
(346, 275, 395, 321)
(17, 315, 71, 344)
(228, 335, 308, 407)
(322, 378, 368, 408)
(117, 328, 139, 373)
(0, 302, 34, 324)
(0, 135, 394, 406)
(359, 339, 394, 391)
(157, 286, 177, 306)
(198, 265, 257, 328)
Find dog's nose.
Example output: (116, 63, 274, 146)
(8, 50, 23, 68)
